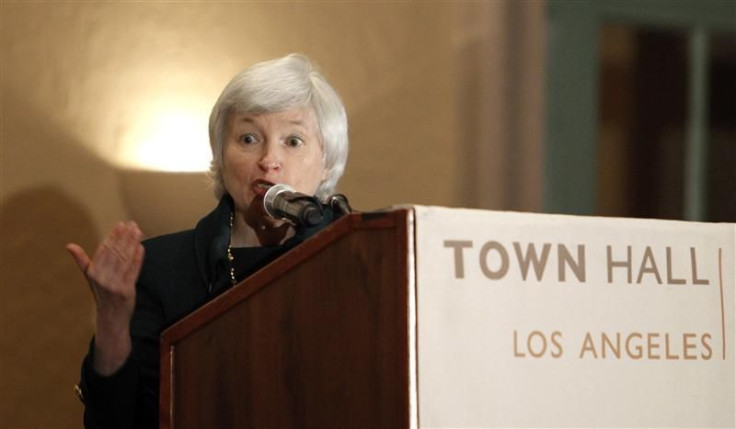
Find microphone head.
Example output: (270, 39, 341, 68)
(263, 183, 324, 227)
(263, 183, 294, 219)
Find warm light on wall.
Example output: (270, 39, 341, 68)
(119, 103, 212, 172)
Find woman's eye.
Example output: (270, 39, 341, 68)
(286, 136, 304, 147)
(240, 134, 257, 144)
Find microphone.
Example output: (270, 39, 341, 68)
(263, 184, 325, 227)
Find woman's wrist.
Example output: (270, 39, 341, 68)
(93, 315, 132, 376)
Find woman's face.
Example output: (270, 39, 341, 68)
(222, 107, 327, 217)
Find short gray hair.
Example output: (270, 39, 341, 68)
(208, 54, 349, 200)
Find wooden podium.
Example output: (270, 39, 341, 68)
(159, 209, 415, 429)
(159, 206, 736, 428)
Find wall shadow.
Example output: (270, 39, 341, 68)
(0, 186, 98, 428)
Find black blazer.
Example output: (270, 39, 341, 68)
(78, 195, 336, 429)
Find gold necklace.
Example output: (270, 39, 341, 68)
(227, 211, 236, 285)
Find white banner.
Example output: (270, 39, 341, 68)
(414, 206, 735, 428)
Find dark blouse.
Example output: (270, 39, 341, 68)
(231, 246, 283, 282)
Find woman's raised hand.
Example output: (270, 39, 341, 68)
(66, 221, 145, 375)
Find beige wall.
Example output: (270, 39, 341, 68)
(0, 2, 545, 427)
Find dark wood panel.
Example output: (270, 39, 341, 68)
(161, 209, 412, 429)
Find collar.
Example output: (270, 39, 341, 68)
(193, 194, 336, 297)
(194, 195, 234, 296)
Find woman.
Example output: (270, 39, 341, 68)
(66, 54, 349, 429)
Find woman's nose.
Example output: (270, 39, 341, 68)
(257, 143, 282, 172)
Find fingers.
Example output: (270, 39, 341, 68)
(95, 222, 142, 266)
(104, 221, 143, 258)
(122, 240, 145, 286)
(65, 243, 91, 274)
(86, 221, 145, 298)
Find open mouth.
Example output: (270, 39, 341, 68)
(252, 180, 275, 197)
